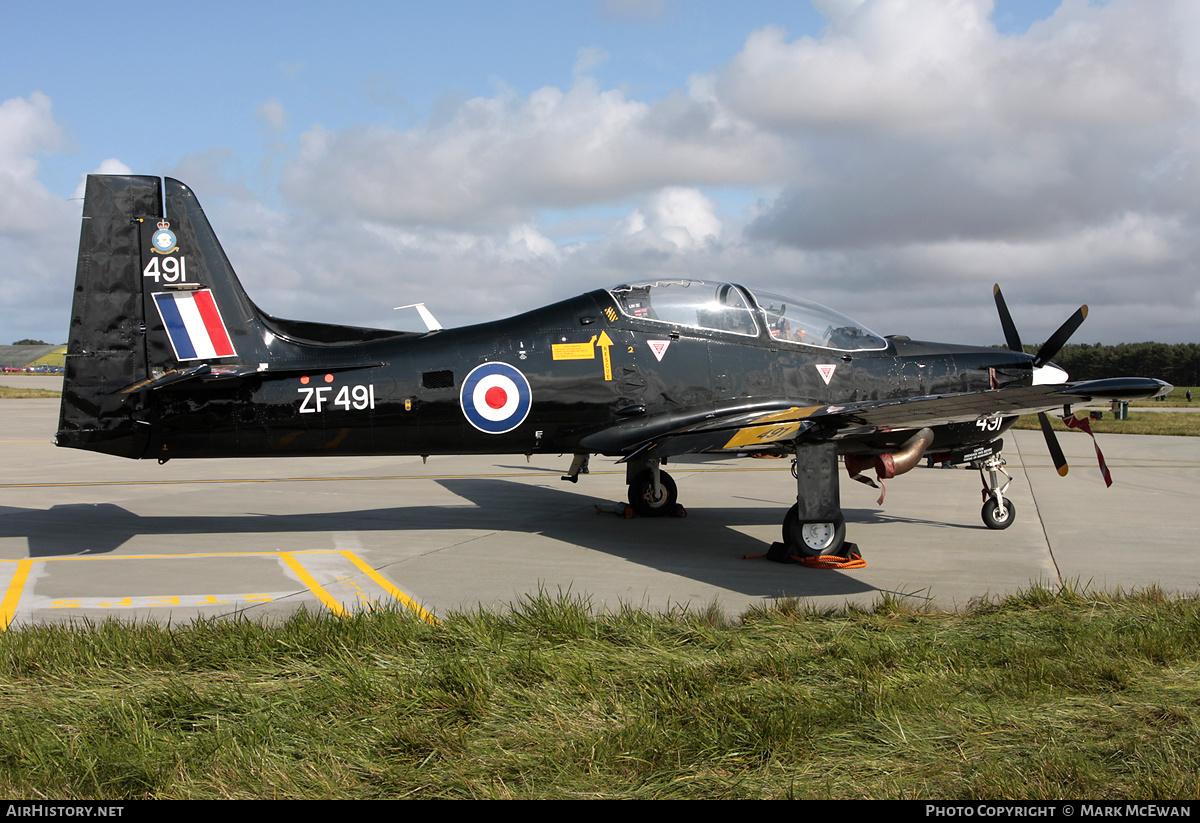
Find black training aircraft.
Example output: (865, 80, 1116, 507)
(56, 175, 1171, 559)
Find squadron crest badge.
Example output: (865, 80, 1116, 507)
(151, 219, 178, 255)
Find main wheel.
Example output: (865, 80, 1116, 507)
(981, 497, 1015, 530)
(628, 470, 678, 517)
(782, 503, 847, 556)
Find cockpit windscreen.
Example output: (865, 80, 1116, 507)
(609, 280, 886, 352)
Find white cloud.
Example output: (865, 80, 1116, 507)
(279, 77, 785, 229)
(720, 0, 1188, 133)
(726, 0, 1200, 263)
(0, 94, 80, 342)
(574, 46, 610, 78)
(0, 93, 67, 237)
(255, 98, 289, 135)
(620, 187, 721, 250)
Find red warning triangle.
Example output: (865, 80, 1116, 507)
(647, 340, 670, 362)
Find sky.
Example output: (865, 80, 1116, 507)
(2, 0, 1198, 348)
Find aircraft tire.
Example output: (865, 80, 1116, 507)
(628, 470, 678, 517)
(981, 497, 1016, 530)
(782, 504, 847, 557)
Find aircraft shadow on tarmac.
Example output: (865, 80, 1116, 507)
(0, 477, 910, 599)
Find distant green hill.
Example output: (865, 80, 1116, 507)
(0, 344, 64, 369)
(30, 345, 66, 369)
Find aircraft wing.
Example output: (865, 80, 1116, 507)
(594, 377, 1171, 459)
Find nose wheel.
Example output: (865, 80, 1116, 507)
(981, 496, 1015, 530)
(977, 453, 1015, 529)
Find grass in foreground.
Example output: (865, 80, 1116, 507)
(1, 586, 1198, 799)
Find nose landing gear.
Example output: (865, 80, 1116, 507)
(977, 452, 1015, 530)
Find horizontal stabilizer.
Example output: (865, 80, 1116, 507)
(119, 365, 213, 396)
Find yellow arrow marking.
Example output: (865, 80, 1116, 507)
(551, 333, 614, 380)
(597, 331, 613, 381)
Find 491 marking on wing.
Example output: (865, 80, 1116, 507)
(976, 414, 1003, 433)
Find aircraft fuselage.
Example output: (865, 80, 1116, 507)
(130, 291, 1019, 462)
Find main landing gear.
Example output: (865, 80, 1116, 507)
(625, 459, 679, 517)
(977, 452, 1015, 530)
(626, 446, 850, 556)
(783, 504, 846, 555)
(783, 442, 848, 557)
(582, 448, 853, 556)
(564, 453, 682, 516)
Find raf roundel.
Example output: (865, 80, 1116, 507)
(460, 362, 532, 434)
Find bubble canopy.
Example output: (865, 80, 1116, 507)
(609, 280, 888, 352)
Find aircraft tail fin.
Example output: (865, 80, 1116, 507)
(57, 175, 269, 457)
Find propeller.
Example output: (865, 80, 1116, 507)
(1033, 304, 1087, 368)
(993, 284, 1087, 478)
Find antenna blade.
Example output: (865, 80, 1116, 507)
(394, 302, 443, 332)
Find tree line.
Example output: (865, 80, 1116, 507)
(1026, 342, 1200, 387)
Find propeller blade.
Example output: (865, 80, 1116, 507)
(992, 284, 1023, 353)
(1038, 412, 1069, 477)
(1033, 304, 1088, 367)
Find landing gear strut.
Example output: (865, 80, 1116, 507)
(784, 442, 848, 556)
(561, 453, 590, 483)
(626, 459, 678, 517)
(977, 452, 1015, 530)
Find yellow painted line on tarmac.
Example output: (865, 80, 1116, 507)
(0, 551, 434, 629)
(0, 560, 33, 630)
(338, 550, 438, 625)
(279, 552, 346, 617)
(2, 550, 311, 561)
